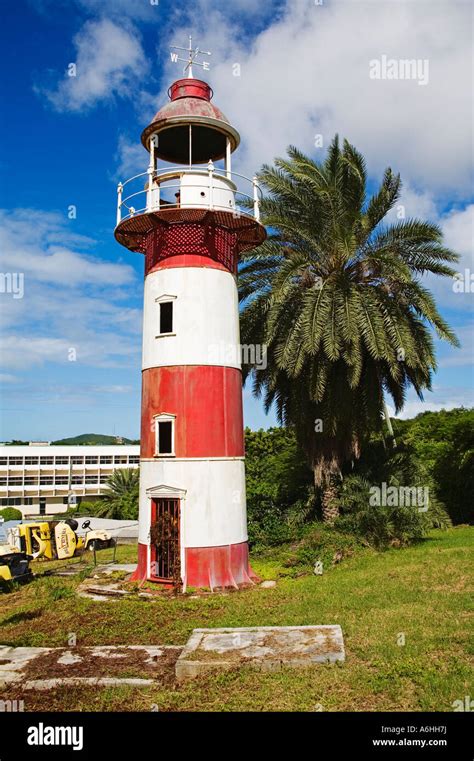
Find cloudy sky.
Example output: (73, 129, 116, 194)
(0, 0, 472, 440)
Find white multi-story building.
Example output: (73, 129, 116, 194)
(0, 445, 140, 517)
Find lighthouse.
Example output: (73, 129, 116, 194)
(115, 39, 266, 590)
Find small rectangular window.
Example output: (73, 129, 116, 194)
(159, 301, 173, 334)
(157, 421, 173, 455)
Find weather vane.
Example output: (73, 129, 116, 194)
(170, 35, 211, 78)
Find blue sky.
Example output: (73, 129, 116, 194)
(0, 0, 472, 441)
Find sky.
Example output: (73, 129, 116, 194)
(0, 0, 472, 441)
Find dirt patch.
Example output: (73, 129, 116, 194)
(1, 609, 43, 625)
(0, 683, 155, 712)
(22, 647, 180, 684)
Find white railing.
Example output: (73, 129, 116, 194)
(116, 163, 262, 226)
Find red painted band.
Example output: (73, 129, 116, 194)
(185, 542, 259, 589)
(147, 253, 230, 275)
(130, 542, 147, 583)
(130, 541, 259, 590)
(141, 365, 244, 458)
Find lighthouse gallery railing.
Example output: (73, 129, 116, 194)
(116, 164, 262, 226)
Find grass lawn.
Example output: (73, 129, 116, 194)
(0, 527, 472, 711)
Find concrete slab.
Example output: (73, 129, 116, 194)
(0, 647, 52, 686)
(77, 583, 131, 601)
(54, 567, 84, 577)
(57, 651, 83, 665)
(0, 645, 182, 686)
(176, 625, 345, 682)
(93, 564, 137, 575)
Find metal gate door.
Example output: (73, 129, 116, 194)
(150, 498, 180, 582)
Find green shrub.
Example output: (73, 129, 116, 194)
(92, 469, 139, 519)
(245, 427, 313, 547)
(72, 501, 97, 515)
(248, 513, 295, 549)
(336, 474, 451, 548)
(0, 507, 22, 521)
(293, 525, 364, 568)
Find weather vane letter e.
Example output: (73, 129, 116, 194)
(170, 35, 211, 78)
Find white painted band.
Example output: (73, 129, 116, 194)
(138, 458, 247, 547)
(142, 267, 241, 370)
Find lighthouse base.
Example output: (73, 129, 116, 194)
(130, 541, 259, 591)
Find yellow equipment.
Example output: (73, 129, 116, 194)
(0, 545, 32, 583)
(7, 519, 113, 561)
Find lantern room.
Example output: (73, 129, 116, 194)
(141, 77, 240, 165)
(114, 54, 264, 257)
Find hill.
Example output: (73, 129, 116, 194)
(51, 434, 139, 446)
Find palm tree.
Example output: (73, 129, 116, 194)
(93, 468, 139, 520)
(239, 137, 459, 523)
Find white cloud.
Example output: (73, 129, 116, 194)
(385, 184, 439, 225)
(0, 209, 135, 288)
(0, 208, 141, 371)
(114, 135, 149, 181)
(37, 19, 146, 112)
(415, 203, 474, 314)
(383, 188, 473, 314)
(387, 384, 474, 419)
(165, 0, 473, 196)
(443, 204, 474, 268)
(0, 334, 139, 370)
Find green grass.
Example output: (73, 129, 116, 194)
(0, 527, 472, 711)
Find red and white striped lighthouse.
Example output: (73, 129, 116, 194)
(115, 41, 266, 590)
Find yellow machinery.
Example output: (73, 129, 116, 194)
(7, 519, 113, 561)
(0, 545, 32, 583)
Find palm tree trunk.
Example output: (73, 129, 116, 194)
(383, 400, 397, 447)
(320, 475, 339, 525)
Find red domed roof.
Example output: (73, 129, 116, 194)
(141, 78, 240, 164)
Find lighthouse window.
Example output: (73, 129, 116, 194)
(159, 301, 173, 334)
(157, 421, 173, 455)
